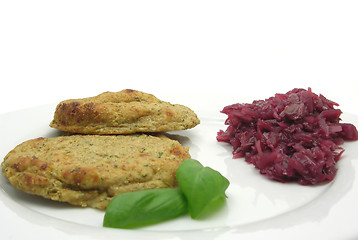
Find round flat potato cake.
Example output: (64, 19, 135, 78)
(50, 89, 200, 134)
(2, 134, 190, 209)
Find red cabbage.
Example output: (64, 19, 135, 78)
(217, 88, 358, 185)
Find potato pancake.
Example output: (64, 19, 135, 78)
(1, 134, 190, 209)
(50, 89, 200, 134)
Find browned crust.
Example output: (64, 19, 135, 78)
(49, 89, 200, 134)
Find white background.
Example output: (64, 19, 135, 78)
(1, 0, 358, 115)
(1, 1, 358, 240)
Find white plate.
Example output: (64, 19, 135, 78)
(1, 97, 358, 240)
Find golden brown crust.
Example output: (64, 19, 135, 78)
(50, 89, 200, 134)
(1, 134, 190, 209)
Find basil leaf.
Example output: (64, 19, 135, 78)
(176, 159, 230, 219)
(103, 188, 188, 229)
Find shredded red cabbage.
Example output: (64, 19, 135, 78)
(217, 88, 358, 185)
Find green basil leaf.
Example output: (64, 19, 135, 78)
(176, 159, 230, 219)
(103, 188, 188, 229)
